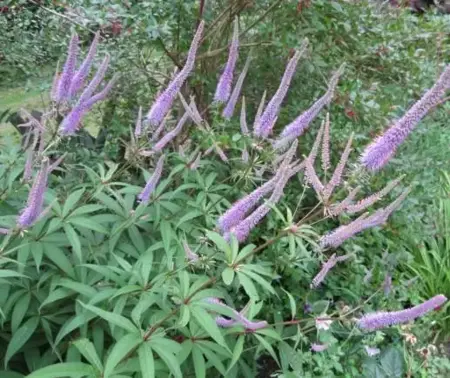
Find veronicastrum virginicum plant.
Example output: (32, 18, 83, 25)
(0, 17, 448, 378)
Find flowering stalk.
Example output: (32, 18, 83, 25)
(205, 298, 267, 330)
(17, 159, 50, 229)
(358, 294, 447, 331)
(68, 31, 100, 98)
(146, 21, 204, 126)
(275, 64, 345, 149)
(240, 96, 249, 134)
(311, 253, 351, 288)
(223, 55, 251, 119)
(322, 133, 353, 202)
(320, 189, 409, 248)
(304, 158, 324, 196)
(152, 112, 190, 152)
(346, 175, 404, 214)
(214, 18, 239, 103)
(138, 155, 165, 203)
(183, 240, 199, 262)
(308, 120, 325, 166)
(327, 186, 361, 217)
(55, 33, 79, 102)
(254, 90, 267, 128)
(361, 65, 450, 171)
(134, 106, 143, 138)
(322, 112, 331, 173)
(254, 40, 308, 137)
(77, 54, 111, 104)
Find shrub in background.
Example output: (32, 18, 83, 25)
(0, 8, 449, 377)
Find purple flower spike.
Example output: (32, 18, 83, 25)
(83, 75, 117, 108)
(152, 112, 190, 152)
(223, 55, 251, 119)
(138, 155, 165, 203)
(311, 253, 351, 288)
(214, 18, 239, 103)
(59, 103, 89, 136)
(69, 31, 100, 98)
(217, 173, 280, 233)
(254, 40, 308, 137)
(358, 295, 447, 331)
(55, 33, 79, 102)
(146, 21, 204, 126)
(17, 159, 50, 229)
(361, 65, 450, 171)
(78, 54, 111, 104)
(275, 64, 345, 148)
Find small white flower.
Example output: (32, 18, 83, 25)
(364, 346, 381, 357)
(315, 317, 333, 331)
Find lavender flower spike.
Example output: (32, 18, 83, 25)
(358, 294, 447, 331)
(55, 33, 79, 102)
(275, 63, 345, 149)
(17, 159, 50, 229)
(322, 112, 331, 173)
(152, 112, 190, 152)
(138, 155, 165, 203)
(254, 90, 267, 128)
(59, 103, 89, 136)
(223, 55, 251, 119)
(214, 18, 239, 103)
(346, 175, 404, 214)
(77, 54, 111, 104)
(146, 21, 204, 126)
(254, 39, 308, 137)
(361, 65, 450, 171)
(69, 31, 100, 98)
(310, 253, 351, 288)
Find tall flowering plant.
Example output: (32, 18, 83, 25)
(0, 18, 448, 378)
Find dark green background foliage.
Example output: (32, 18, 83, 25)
(0, 0, 449, 377)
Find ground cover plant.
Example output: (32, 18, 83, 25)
(1, 1, 450, 377)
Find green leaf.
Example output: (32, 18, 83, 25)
(138, 342, 155, 378)
(11, 293, 31, 333)
(5, 316, 39, 367)
(44, 244, 75, 278)
(253, 334, 280, 367)
(69, 217, 109, 234)
(63, 224, 82, 262)
(62, 189, 85, 218)
(69, 204, 104, 218)
(176, 210, 203, 228)
(0, 270, 28, 279)
(151, 341, 182, 378)
(227, 335, 244, 373)
(104, 333, 142, 378)
(54, 313, 96, 348)
(0, 371, 24, 378)
(190, 305, 228, 350)
(221, 267, 235, 286)
(25, 363, 95, 378)
(72, 338, 103, 372)
(282, 288, 297, 320)
(380, 347, 404, 378)
(192, 347, 205, 378)
(236, 272, 259, 300)
(79, 302, 139, 334)
(205, 231, 231, 257)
